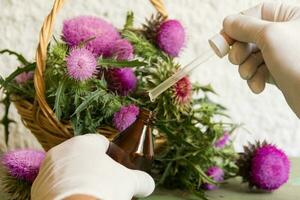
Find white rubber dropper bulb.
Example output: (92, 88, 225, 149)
(208, 31, 235, 58)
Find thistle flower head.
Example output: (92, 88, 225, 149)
(250, 144, 290, 190)
(15, 72, 33, 85)
(105, 68, 137, 96)
(113, 104, 139, 132)
(66, 48, 97, 81)
(203, 166, 224, 190)
(111, 39, 134, 60)
(1, 149, 45, 183)
(62, 16, 120, 56)
(156, 19, 185, 57)
(214, 132, 230, 149)
(237, 141, 290, 191)
(173, 76, 192, 107)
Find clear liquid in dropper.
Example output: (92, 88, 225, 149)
(148, 49, 215, 102)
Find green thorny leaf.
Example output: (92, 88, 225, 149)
(122, 30, 165, 60)
(150, 78, 238, 198)
(70, 80, 121, 135)
(0, 52, 34, 144)
(0, 49, 30, 65)
(98, 58, 147, 68)
(0, 63, 36, 101)
(0, 63, 36, 89)
(0, 95, 15, 145)
(124, 11, 134, 30)
(72, 89, 105, 116)
(54, 77, 69, 120)
(193, 83, 217, 94)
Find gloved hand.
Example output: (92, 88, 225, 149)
(31, 134, 155, 200)
(223, 2, 300, 117)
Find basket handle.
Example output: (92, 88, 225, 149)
(33, 0, 168, 135)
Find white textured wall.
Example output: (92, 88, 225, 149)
(0, 0, 300, 155)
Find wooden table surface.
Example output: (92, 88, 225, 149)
(0, 158, 299, 199)
(143, 158, 300, 200)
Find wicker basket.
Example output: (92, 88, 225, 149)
(13, 0, 168, 151)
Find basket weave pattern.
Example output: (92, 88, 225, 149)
(13, 0, 168, 151)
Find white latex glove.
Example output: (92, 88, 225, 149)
(31, 134, 155, 200)
(223, 1, 300, 117)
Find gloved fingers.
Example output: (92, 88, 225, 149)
(238, 51, 264, 80)
(223, 14, 270, 45)
(241, 2, 300, 21)
(228, 42, 256, 65)
(247, 64, 269, 94)
(260, 2, 300, 21)
(131, 170, 155, 198)
(241, 3, 263, 18)
(241, 2, 288, 21)
(49, 134, 110, 157)
(241, 2, 281, 20)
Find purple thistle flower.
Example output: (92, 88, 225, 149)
(111, 39, 134, 60)
(157, 19, 185, 57)
(250, 145, 290, 190)
(1, 149, 45, 183)
(113, 105, 139, 132)
(15, 72, 33, 85)
(214, 132, 230, 149)
(105, 68, 137, 96)
(62, 16, 120, 56)
(66, 48, 97, 81)
(203, 166, 224, 190)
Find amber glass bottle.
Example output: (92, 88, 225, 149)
(106, 109, 154, 172)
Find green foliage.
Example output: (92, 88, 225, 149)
(54, 77, 68, 120)
(0, 61, 36, 100)
(122, 30, 164, 60)
(46, 41, 68, 72)
(45, 44, 122, 134)
(70, 81, 121, 135)
(0, 50, 36, 146)
(0, 96, 15, 144)
(2, 63, 35, 86)
(0, 49, 30, 65)
(150, 88, 238, 198)
(48, 42, 68, 65)
(124, 11, 134, 30)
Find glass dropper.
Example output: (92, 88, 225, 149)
(148, 49, 215, 102)
(148, 31, 236, 101)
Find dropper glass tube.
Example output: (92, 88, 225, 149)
(148, 49, 215, 102)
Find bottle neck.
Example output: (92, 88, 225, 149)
(137, 109, 153, 125)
